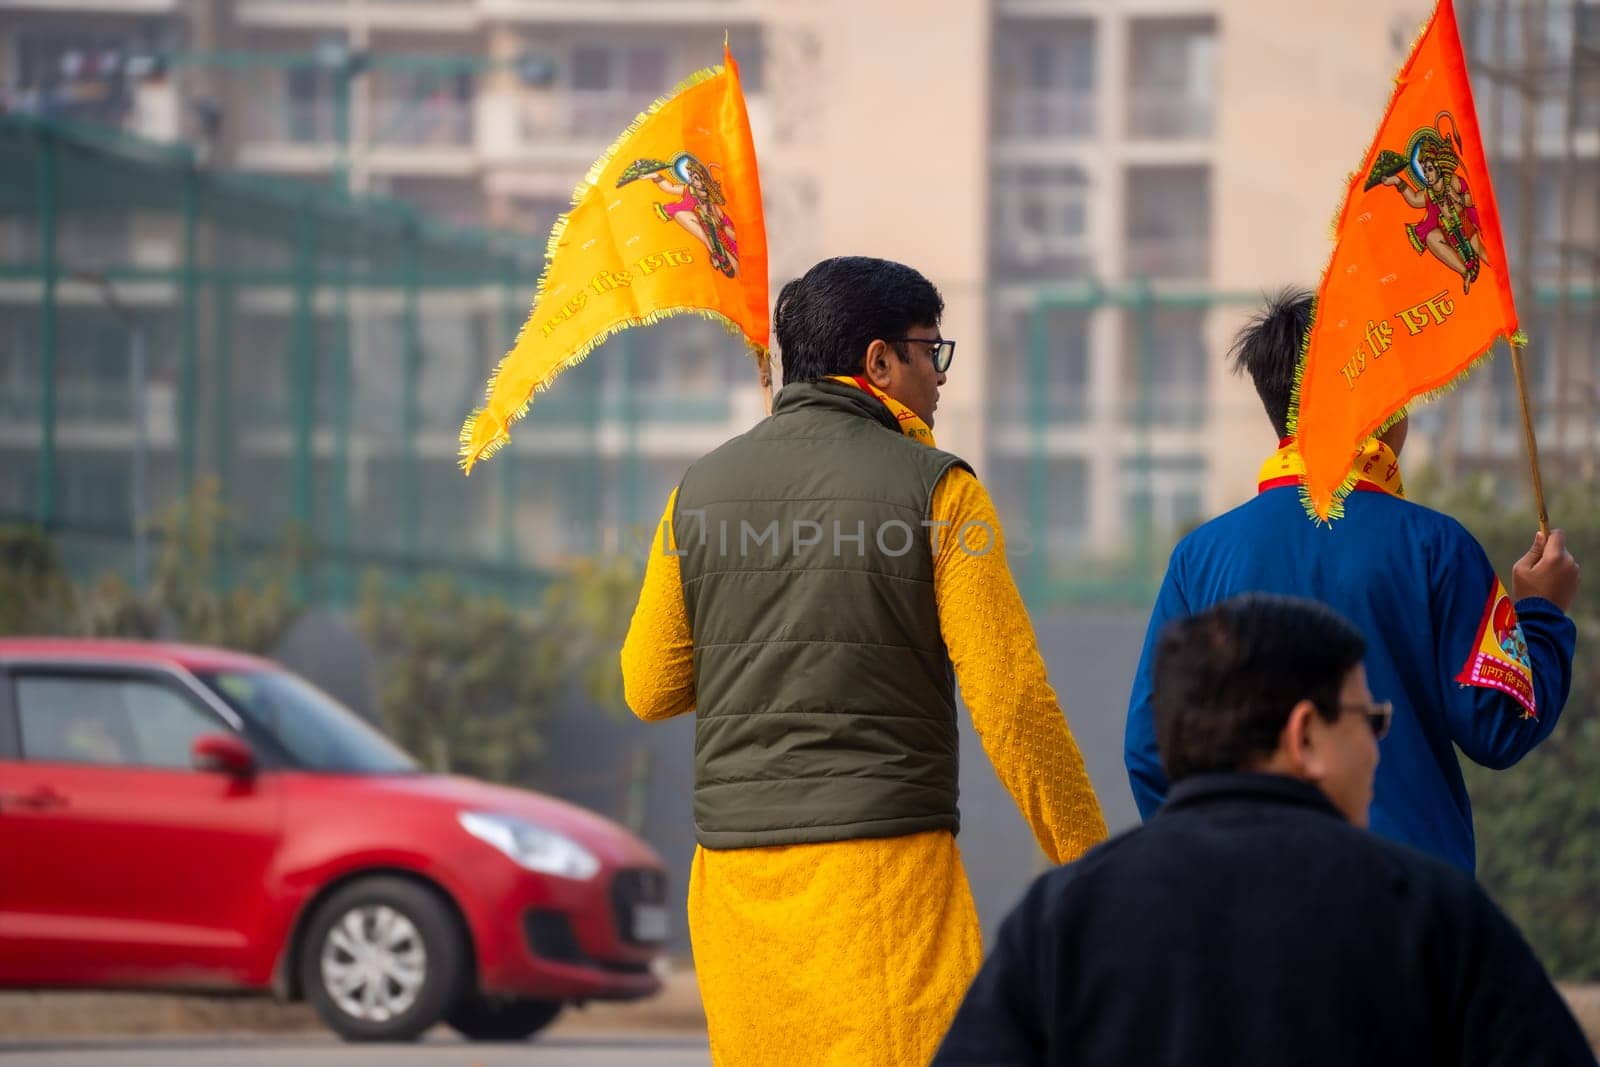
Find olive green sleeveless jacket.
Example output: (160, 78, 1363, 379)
(674, 380, 972, 848)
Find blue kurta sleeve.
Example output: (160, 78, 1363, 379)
(931, 876, 1051, 1066)
(1125, 544, 1192, 821)
(1429, 523, 1576, 770)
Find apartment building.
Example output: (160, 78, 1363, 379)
(2, 0, 1592, 591)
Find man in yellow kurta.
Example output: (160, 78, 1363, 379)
(621, 256, 1107, 1066)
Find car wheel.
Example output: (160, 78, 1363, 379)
(299, 876, 469, 1042)
(446, 996, 562, 1041)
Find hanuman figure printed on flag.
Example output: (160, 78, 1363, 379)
(1364, 112, 1489, 294)
(617, 152, 740, 278)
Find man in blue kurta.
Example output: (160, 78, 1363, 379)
(1124, 289, 1581, 873)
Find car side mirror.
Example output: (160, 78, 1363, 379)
(192, 732, 256, 778)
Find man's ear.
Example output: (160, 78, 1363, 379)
(1277, 699, 1323, 780)
(863, 339, 894, 389)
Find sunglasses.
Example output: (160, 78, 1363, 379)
(889, 337, 956, 374)
(1335, 700, 1393, 741)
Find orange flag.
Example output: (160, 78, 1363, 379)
(459, 45, 768, 473)
(1292, 0, 1519, 520)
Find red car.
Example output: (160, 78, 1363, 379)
(0, 638, 669, 1042)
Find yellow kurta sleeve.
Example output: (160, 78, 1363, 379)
(931, 467, 1108, 864)
(620, 487, 696, 722)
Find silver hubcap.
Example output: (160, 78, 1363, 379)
(320, 905, 428, 1023)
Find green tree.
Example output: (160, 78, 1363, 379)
(356, 557, 639, 785)
(0, 525, 78, 636)
(69, 480, 297, 652)
(1413, 471, 1600, 980)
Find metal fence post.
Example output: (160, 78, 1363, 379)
(619, 332, 641, 539)
(330, 245, 353, 598)
(1025, 301, 1050, 602)
(401, 221, 421, 572)
(35, 129, 58, 529)
(213, 276, 235, 588)
(291, 200, 318, 596)
(180, 168, 200, 498)
(498, 263, 520, 572)
(1132, 278, 1156, 583)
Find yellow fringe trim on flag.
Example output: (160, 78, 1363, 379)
(1287, 333, 1513, 526)
(457, 59, 768, 474)
(459, 306, 765, 472)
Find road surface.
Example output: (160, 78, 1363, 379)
(0, 1033, 711, 1066)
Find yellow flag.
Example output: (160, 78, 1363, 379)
(459, 45, 769, 473)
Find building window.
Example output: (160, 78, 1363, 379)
(1126, 18, 1216, 139)
(283, 47, 342, 145)
(1121, 308, 1208, 427)
(385, 176, 484, 230)
(985, 454, 1091, 561)
(992, 165, 1091, 279)
(1125, 165, 1211, 279)
(567, 43, 670, 135)
(992, 20, 1096, 140)
(56, 454, 132, 528)
(517, 32, 761, 144)
(371, 70, 474, 148)
(989, 302, 1092, 424)
(571, 46, 614, 92)
(508, 196, 568, 240)
(622, 317, 737, 420)
(1121, 455, 1207, 541)
(7, 28, 158, 129)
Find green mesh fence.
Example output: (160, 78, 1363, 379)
(0, 113, 576, 602)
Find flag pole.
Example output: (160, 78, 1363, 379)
(758, 352, 774, 416)
(1508, 339, 1551, 535)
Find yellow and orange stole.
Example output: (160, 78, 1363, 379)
(1292, 0, 1520, 520)
(459, 45, 769, 473)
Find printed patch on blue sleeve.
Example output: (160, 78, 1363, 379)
(1456, 577, 1536, 718)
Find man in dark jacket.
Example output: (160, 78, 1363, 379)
(935, 594, 1594, 1067)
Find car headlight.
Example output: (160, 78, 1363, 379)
(458, 812, 601, 881)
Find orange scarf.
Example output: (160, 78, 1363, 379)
(826, 375, 936, 448)
(1258, 438, 1405, 498)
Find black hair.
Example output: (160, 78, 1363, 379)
(773, 256, 944, 385)
(1154, 593, 1366, 783)
(1229, 287, 1314, 439)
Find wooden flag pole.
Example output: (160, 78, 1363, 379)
(1508, 339, 1551, 536)
(758, 351, 777, 415)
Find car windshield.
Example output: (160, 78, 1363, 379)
(195, 669, 418, 774)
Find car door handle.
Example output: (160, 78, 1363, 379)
(0, 787, 67, 811)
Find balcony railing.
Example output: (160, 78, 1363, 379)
(1119, 389, 1206, 429)
(519, 91, 653, 141)
(991, 386, 1091, 425)
(992, 237, 1093, 281)
(0, 380, 181, 423)
(1124, 237, 1209, 280)
(995, 90, 1095, 140)
(239, 94, 337, 145)
(238, 93, 473, 149)
(371, 95, 473, 147)
(1125, 90, 1214, 140)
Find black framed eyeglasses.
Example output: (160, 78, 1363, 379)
(1337, 700, 1394, 741)
(890, 337, 956, 373)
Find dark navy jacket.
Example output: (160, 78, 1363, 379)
(934, 774, 1595, 1067)
(1125, 483, 1576, 871)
